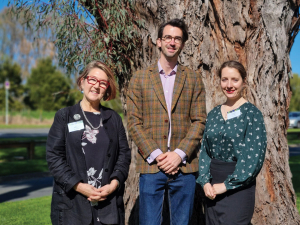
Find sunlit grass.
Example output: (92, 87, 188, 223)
(0, 124, 51, 129)
(0, 110, 56, 120)
(0, 156, 298, 225)
(0, 160, 49, 176)
(287, 128, 300, 133)
(290, 155, 300, 213)
(0, 196, 51, 225)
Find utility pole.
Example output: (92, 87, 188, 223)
(5, 79, 10, 125)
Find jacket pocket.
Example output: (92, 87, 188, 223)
(52, 191, 73, 210)
(51, 208, 76, 225)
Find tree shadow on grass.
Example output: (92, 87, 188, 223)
(0, 176, 53, 203)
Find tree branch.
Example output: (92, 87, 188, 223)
(78, 0, 108, 31)
(288, 7, 300, 53)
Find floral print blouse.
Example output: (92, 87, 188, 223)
(196, 102, 267, 190)
(81, 111, 109, 224)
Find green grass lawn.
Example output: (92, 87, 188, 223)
(287, 129, 300, 145)
(0, 160, 49, 176)
(0, 138, 48, 176)
(0, 134, 299, 224)
(0, 124, 51, 129)
(0, 196, 52, 225)
(289, 155, 300, 213)
(0, 142, 46, 161)
(0, 110, 56, 120)
(0, 156, 299, 224)
(287, 128, 300, 133)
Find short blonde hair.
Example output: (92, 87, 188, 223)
(77, 61, 117, 101)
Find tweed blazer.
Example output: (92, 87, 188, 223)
(127, 62, 206, 173)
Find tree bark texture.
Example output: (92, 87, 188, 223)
(122, 0, 300, 224)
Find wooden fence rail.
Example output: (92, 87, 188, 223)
(0, 140, 47, 160)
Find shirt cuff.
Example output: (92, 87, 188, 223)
(174, 149, 187, 164)
(147, 149, 163, 164)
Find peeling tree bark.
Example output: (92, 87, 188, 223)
(122, 0, 300, 224)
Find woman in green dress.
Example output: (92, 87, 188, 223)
(196, 61, 267, 224)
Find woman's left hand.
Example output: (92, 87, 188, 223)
(87, 179, 119, 202)
(212, 183, 227, 195)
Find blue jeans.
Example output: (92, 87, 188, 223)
(139, 171, 196, 225)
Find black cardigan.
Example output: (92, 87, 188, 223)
(46, 102, 131, 225)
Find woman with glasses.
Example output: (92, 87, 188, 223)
(46, 60, 131, 225)
(196, 61, 267, 225)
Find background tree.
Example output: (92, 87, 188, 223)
(0, 58, 24, 111)
(10, 0, 300, 224)
(25, 58, 74, 111)
(0, 7, 56, 78)
(290, 73, 300, 112)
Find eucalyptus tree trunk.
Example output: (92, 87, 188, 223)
(122, 0, 300, 224)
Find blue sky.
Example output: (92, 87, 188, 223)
(0, 0, 299, 74)
(290, 36, 300, 75)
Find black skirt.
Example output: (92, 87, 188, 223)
(205, 158, 256, 225)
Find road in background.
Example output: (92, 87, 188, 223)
(0, 128, 49, 138)
(0, 129, 299, 203)
(0, 176, 53, 203)
(289, 146, 300, 157)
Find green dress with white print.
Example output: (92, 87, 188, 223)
(196, 102, 267, 190)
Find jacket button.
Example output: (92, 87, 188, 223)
(105, 169, 108, 172)
(105, 126, 107, 129)
(107, 154, 111, 157)
(163, 135, 167, 139)
(110, 139, 113, 143)
(165, 120, 168, 123)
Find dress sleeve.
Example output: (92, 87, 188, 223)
(196, 122, 212, 188)
(224, 109, 267, 190)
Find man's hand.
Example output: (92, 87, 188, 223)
(169, 167, 180, 175)
(156, 152, 182, 174)
(73, 182, 102, 201)
(155, 153, 165, 163)
(203, 183, 216, 200)
(212, 183, 227, 195)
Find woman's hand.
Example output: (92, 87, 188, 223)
(203, 183, 216, 200)
(73, 182, 102, 201)
(212, 183, 227, 195)
(88, 179, 119, 202)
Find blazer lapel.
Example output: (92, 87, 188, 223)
(171, 64, 186, 111)
(67, 102, 85, 147)
(148, 63, 168, 111)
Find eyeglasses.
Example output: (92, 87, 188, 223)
(86, 76, 110, 89)
(161, 35, 183, 44)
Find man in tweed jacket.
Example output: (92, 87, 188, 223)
(127, 19, 206, 225)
